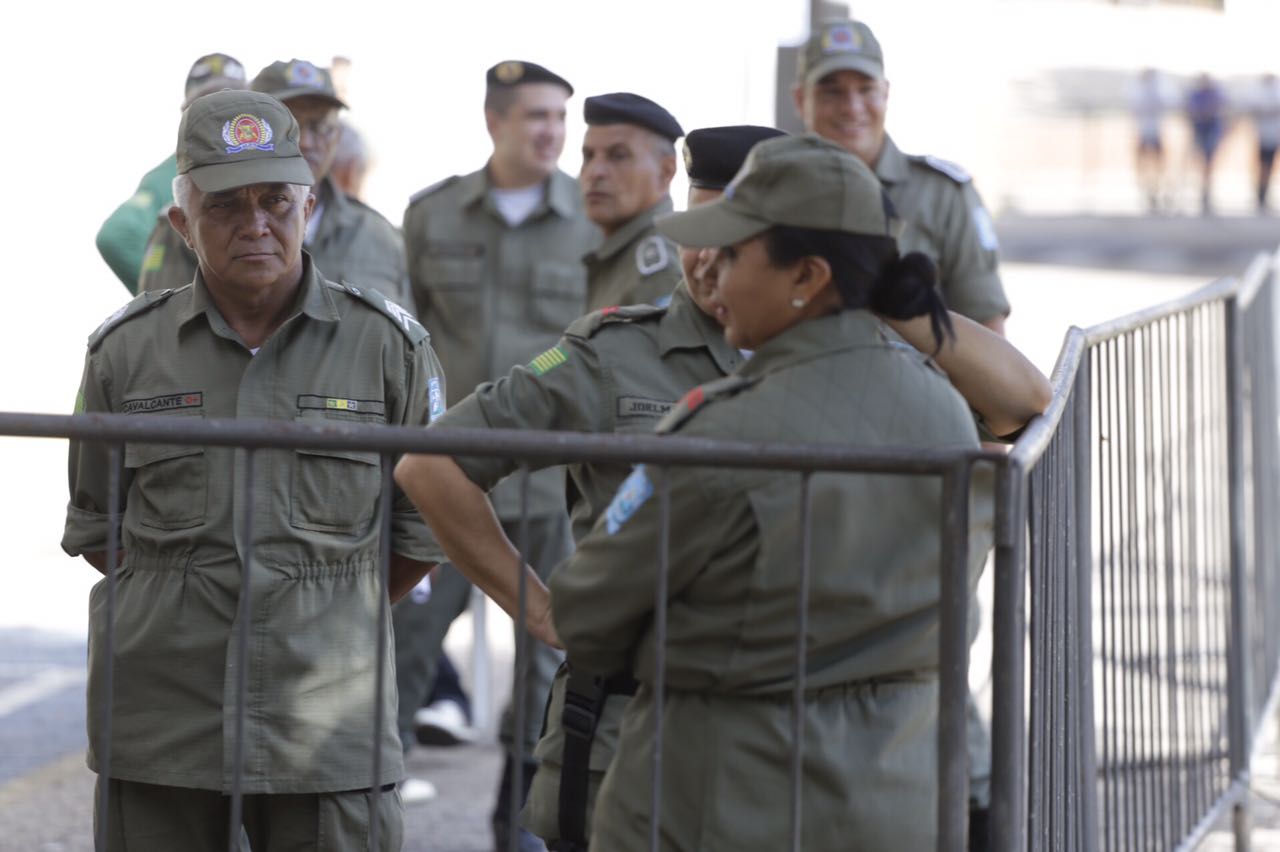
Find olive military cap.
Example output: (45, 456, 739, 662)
(487, 60, 573, 95)
(251, 58, 347, 109)
(796, 19, 885, 85)
(183, 52, 247, 108)
(683, 125, 787, 190)
(656, 134, 889, 247)
(176, 89, 314, 192)
(584, 92, 683, 142)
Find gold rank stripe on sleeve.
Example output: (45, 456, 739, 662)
(528, 345, 568, 376)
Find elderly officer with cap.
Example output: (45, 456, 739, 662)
(137, 58, 413, 312)
(96, 52, 247, 292)
(579, 92, 684, 310)
(63, 88, 445, 851)
(401, 58, 598, 852)
(793, 19, 1010, 334)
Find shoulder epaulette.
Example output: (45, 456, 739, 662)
(344, 194, 398, 229)
(565, 303, 667, 339)
(407, 175, 461, 207)
(656, 374, 759, 434)
(330, 280, 430, 346)
(911, 154, 972, 184)
(88, 288, 178, 350)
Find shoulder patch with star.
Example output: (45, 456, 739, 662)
(656, 373, 759, 434)
(330, 280, 430, 345)
(565, 303, 667, 339)
(635, 234, 671, 276)
(88, 288, 179, 351)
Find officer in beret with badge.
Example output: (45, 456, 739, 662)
(138, 58, 414, 313)
(401, 58, 598, 852)
(578, 92, 685, 311)
(793, 19, 1011, 335)
(62, 88, 446, 851)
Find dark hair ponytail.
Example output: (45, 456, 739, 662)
(869, 250, 953, 351)
(762, 227, 954, 350)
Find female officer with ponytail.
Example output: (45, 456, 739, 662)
(549, 134, 994, 851)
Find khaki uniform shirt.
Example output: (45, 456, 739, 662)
(404, 167, 599, 518)
(551, 310, 995, 851)
(62, 257, 445, 794)
(875, 136, 1010, 325)
(138, 177, 415, 313)
(583, 197, 683, 312)
(435, 283, 738, 840)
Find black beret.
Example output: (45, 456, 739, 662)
(486, 60, 573, 96)
(583, 92, 683, 142)
(683, 125, 788, 190)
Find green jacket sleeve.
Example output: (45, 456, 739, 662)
(95, 156, 178, 294)
(62, 350, 130, 555)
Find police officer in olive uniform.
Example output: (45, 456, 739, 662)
(400, 59, 598, 852)
(137, 58, 413, 312)
(397, 125, 779, 851)
(579, 93, 684, 311)
(793, 19, 1010, 334)
(551, 134, 995, 852)
(62, 89, 445, 852)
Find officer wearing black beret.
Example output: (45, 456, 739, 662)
(683, 124, 787, 189)
(487, 59, 574, 94)
(579, 92, 685, 311)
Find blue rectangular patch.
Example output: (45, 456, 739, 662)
(605, 465, 654, 535)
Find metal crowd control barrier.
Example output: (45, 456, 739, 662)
(2, 412, 992, 852)
(991, 248, 1280, 852)
(7, 246, 1280, 851)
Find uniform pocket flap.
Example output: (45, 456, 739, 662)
(124, 443, 204, 468)
(295, 447, 382, 466)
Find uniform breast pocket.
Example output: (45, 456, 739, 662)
(529, 262, 587, 331)
(124, 441, 207, 530)
(420, 255, 484, 327)
(290, 445, 382, 535)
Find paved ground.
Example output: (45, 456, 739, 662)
(2, 213, 1278, 849)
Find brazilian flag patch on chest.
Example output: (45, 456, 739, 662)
(528, 345, 568, 376)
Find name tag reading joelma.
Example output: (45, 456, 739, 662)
(616, 396, 674, 419)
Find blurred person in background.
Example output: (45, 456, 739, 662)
(1251, 73, 1280, 213)
(1187, 72, 1228, 216)
(1131, 68, 1168, 214)
(401, 59, 597, 852)
(137, 58, 413, 312)
(791, 18, 1010, 335)
(331, 119, 371, 201)
(578, 93, 684, 310)
(95, 52, 246, 293)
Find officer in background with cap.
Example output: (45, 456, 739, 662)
(63, 88, 446, 851)
(579, 93, 684, 310)
(95, 52, 247, 292)
(137, 58, 413, 312)
(793, 19, 1010, 334)
(401, 58, 598, 852)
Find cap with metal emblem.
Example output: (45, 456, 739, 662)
(176, 89, 315, 192)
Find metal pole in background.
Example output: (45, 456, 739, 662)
(991, 460, 1027, 852)
(1074, 349, 1101, 851)
(1225, 296, 1254, 852)
(939, 463, 972, 850)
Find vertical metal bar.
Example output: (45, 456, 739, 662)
(95, 444, 122, 852)
(1142, 324, 1166, 851)
(368, 453, 394, 852)
(1225, 296, 1254, 852)
(508, 467, 531, 852)
(1101, 338, 1119, 852)
(938, 463, 971, 851)
(228, 449, 255, 850)
(1108, 335, 1125, 851)
(1160, 316, 1185, 842)
(991, 460, 1026, 852)
(1028, 460, 1045, 850)
(790, 472, 812, 852)
(650, 467, 671, 852)
(1076, 349, 1101, 852)
(1185, 307, 1206, 825)
(1120, 333, 1137, 852)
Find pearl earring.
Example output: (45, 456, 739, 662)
(791, 298, 805, 309)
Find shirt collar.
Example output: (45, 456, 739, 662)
(658, 282, 740, 374)
(738, 310, 887, 381)
(177, 252, 339, 333)
(586, 196, 673, 264)
(873, 134, 910, 185)
(462, 166, 580, 222)
(312, 176, 358, 233)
